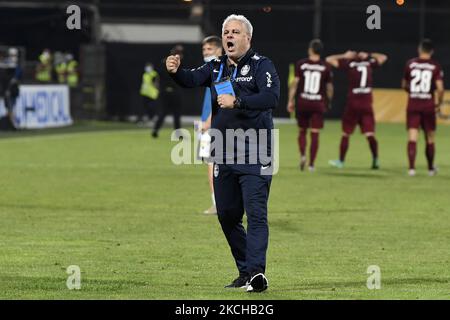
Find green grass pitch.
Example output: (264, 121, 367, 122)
(1, 120, 449, 299)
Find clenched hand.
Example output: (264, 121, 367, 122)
(166, 55, 181, 73)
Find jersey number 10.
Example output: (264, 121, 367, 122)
(303, 70, 321, 94)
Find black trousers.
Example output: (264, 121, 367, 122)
(153, 91, 181, 133)
(138, 96, 157, 121)
(0, 91, 17, 131)
(213, 163, 272, 276)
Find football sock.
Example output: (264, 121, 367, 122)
(310, 132, 319, 167)
(425, 143, 435, 170)
(339, 136, 349, 162)
(407, 141, 417, 170)
(298, 129, 307, 157)
(367, 136, 378, 159)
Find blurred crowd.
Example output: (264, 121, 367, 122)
(35, 49, 79, 87)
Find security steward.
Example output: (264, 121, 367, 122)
(66, 54, 78, 88)
(139, 62, 159, 124)
(35, 49, 52, 83)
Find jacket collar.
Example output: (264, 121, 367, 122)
(220, 48, 255, 68)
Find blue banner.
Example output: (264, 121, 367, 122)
(0, 84, 73, 129)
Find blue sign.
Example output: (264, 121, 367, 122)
(0, 85, 72, 129)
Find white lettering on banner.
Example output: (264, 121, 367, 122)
(0, 85, 72, 129)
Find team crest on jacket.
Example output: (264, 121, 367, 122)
(214, 164, 219, 178)
(240, 65, 250, 76)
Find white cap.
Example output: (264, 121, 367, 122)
(8, 47, 18, 56)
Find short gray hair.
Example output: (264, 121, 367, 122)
(222, 14, 253, 37)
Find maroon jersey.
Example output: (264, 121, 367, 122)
(295, 59, 333, 112)
(403, 58, 444, 111)
(338, 57, 379, 111)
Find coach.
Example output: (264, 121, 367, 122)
(166, 14, 280, 292)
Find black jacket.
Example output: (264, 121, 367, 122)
(170, 48, 280, 164)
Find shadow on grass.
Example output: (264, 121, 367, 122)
(267, 277, 450, 293)
(270, 207, 377, 215)
(0, 121, 141, 140)
(320, 170, 387, 179)
(0, 202, 117, 213)
(0, 275, 151, 293)
(268, 219, 300, 233)
(3, 274, 448, 299)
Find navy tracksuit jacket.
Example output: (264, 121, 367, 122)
(171, 48, 280, 276)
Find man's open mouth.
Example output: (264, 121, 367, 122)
(227, 41, 235, 51)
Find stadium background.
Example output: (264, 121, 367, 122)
(2, 0, 450, 300)
(1, 0, 449, 122)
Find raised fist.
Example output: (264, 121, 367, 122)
(344, 50, 357, 59)
(166, 54, 181, 73)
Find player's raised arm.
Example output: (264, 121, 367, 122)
(326, 82, 334, 110)
(325, 51, 356, 68)
(287, 76, 300, 113)
(168, 55, 212, 88)
(370, 52, 388, 66)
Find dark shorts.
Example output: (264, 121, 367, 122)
(296, 110, 324, 129)
(342, 108, 375, 134)
(407, 110, 436, 132)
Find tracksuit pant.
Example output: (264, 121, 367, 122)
(153, 91, 181, 133)
(213, 163, 272, 276)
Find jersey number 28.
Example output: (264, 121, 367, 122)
(410, 69, 432, 93)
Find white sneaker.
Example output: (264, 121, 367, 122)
(203, 206, 217, 215)
(428, 168, 438, 176)
(329, 159, 344, 169)
(308, 166, 315, 172)
(408, 169, 416, 177)
(300, 156, 307, 171)
(246, 273, 268, 293)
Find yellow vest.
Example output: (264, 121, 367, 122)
(66, 60, 79, 87)
(55, 62, 67, 84)
(36, 54, 52, 82)
(140, 71, 159, 100)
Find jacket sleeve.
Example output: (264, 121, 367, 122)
(169, 63, 212, 88)
(240, 59, 280, 110)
